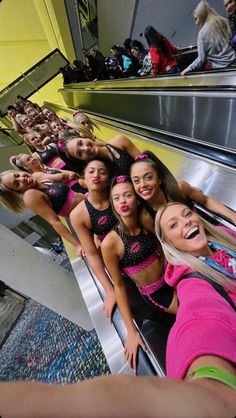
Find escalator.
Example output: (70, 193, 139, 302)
(1, 53, 235, 377)
(59, 69, 236, 152)
(46, 97, 236, 378)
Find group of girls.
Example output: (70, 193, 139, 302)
(144, 1, 236, 77)
(1, 107, 236, 414)
(106, 0, 236, 79)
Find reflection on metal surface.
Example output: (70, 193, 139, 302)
(71, 256, 156, 375)
(72, 256, 131, 374)
(75, 0, 98, 50)
(60, 87, 236, 151)
(60, 69, 236, 90)
(87, 113, 236, 213)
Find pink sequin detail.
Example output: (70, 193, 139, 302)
(211, 250, 234, 274)
(116, 176, 127, 183)
(135, 153, 148, 161)
(137, 276, 167, 311)
(48, 189, 56, 196)
(57, 139, 65, 151)
(137, 276, 165, 295)
(131, 242, 141, 253)
(122, 252, 157, 275)
(98, 216, 108, 226)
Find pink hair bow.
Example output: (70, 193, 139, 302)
(11, 156, 17, 164)
(73, 111, 82, 117)
(135, 153, 148, 161)
(116, 175, 127, 183)
(57, 139, 65, 152)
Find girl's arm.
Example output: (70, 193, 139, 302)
(178, 180, 236, 225)
(102, 232, 146, 370)
(33, 170, 78, 184)
(23, 189, 83, 255)
(110, 135, 140, 159)
(181, 31, 206, 75)
(70, 203, 116, 321)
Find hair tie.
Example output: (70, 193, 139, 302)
(73, 111, 83, 117)
(135, 153, 148, 161)
(116, 175, 128, 183)
(57, 139, 65, 152)
(11, 156, 17, 164)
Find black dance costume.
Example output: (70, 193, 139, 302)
(106, 144, 134, 176)
(43, 182, 74, 216)
(85, 199, 117, 240)
(115, 227, 174, 311)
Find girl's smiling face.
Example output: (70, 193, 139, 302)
(160, 204, 208, 256)
(131, 161, 161, 201)
(67, 137, 98, 160)
(2, 171, 36, 193)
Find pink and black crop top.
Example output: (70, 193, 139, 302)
(85, 199, 117, 240)
(43, 182, 75, 216)
(37, 146, 58, 166)
(106, 144, 134, 176)
(116, 227, 162, 275)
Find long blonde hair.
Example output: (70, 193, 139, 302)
(0, 170, 25, 213)
(155, 202, 236, 291)
(195, 0, 231, 43)
(10, 154, 30, 172)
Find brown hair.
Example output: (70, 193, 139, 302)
(130, 151, 185, 204)
(110, 176, 143, 237)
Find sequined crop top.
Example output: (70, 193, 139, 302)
(85, 199, 117, 240)
(43, 182, 75, 216)
(116, 227, 162, 275)
(37, 146, 58, 165)
(106, 144, 134, 176)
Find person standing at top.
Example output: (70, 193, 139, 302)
(144, 26, 179, 76)
(181, 0, 235, 75)
(224, 0, 236, 48)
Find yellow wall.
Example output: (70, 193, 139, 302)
(0, 0, 75, 105)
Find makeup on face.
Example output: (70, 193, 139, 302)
(3, 171, 36, 192)
(160, 204, 208, 256)
(84, 161, 109, 189)
(112, 183, 137, 216)
(67, 137, 97, 160)
(131, 162, 160, 201)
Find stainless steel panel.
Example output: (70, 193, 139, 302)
(88, 114, 236, 213)
(60, 70, 236, 90)
(72, 256, 133, 375)
(60, 88, 236, 150)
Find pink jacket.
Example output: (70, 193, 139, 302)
(164, 227, 236, 379)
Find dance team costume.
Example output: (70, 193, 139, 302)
(106, 144, 134, 176)
(43, 182, 76, 217)
(115, 227, 174, 310)
(37, 146, 67, 170)
(84, 199, 117, 240)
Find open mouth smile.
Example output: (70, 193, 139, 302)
(184, 226, 200, 239)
